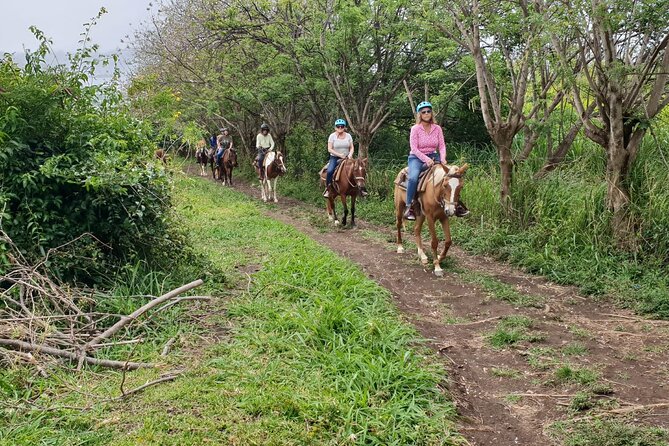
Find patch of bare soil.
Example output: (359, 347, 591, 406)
(186, 165, 669, 445)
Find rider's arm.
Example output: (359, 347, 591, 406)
(437, 126, 447, 163)
(268, 134, 275, 151)
(409, 125, 430, 164)
(347, 134, 354, 159)
(256, 133, 262, 149)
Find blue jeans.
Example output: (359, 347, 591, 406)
(406, 152, 440, 205)
(326, 155, 342, 186)
(216, 148, 225, 164)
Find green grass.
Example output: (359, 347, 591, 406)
(1, 173, 464, 445)
(487, 316, 545, 348)
(550, 419, 669, 445)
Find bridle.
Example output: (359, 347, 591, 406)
(345, 159, 367, 190)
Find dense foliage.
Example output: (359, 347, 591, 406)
(0, 32, 182, 280)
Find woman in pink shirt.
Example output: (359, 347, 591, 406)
(404, 101, 468, 220)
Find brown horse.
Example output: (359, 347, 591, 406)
(154, 148, 168, 165)
(394, 163, 468, 276)
(218, 149, 238, 185)
(195, 140, 208, 176)
(256, 151, 287, 202)
(320, 158, 368, 228)
(206, 148, 216, 179)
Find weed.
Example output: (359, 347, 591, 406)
(562, 343, 588, 356)
(554, 365, 599, 385)
(550, 419, 669, 445)
(491, 367, 521, 378)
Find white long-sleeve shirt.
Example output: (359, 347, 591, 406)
(256, 133, 275, 150)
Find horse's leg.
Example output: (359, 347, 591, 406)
(272, 177, 278, 202)
(326, 196, 334, 222)
(350, 194, 357, 229)
(330, 196, 338, 225)
(396, 201, 405, 254)
(414, 216, 428, 265)
(427, 217, 443, 276)
(261, 179, 267, 202)
(340, 194, 348, 227)
(437, 216, 453, 265)
(229, 168, 233, 186)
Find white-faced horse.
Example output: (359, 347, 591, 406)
(394, 163, 469, 276)
(257, 151, 287, 202)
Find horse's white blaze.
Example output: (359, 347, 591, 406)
(397, 245, 405, 254)
(446, 177, 459, 215)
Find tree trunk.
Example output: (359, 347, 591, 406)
(357, 131, 372, 158)
(499, 144, 514, 210)
(535, 118, 584, 178)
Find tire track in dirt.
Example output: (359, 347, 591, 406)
(187, 166, 669, 445)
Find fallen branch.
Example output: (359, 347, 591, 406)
(161, 337, 176, 356)
(571, 402, 669, 422)
(116, 373, 183, 400)
(153, 296, 211, 314)
(83, 279, 204, 349)
(0, 339, 154, 370)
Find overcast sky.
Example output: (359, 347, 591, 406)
(0, 0, 153, 53)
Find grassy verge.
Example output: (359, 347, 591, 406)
(2, 173, 463, 445)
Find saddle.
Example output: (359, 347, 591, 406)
(319, 159, 348, 189)
(394, 164, 443, 192)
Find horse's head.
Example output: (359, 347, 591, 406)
(439, 163, 469, 217)
(229, 148, 238, 167)
(274, 151, 287, 174)
(353, 157, 369, 195)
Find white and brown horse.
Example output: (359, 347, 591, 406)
(195, 139, 208, 176)
(394, 163, 468, 276)
(256, 151, 287, 202)
(218, 148, 238, 185)
(320, 158, 368, 228)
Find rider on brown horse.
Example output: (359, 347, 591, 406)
(405, 101, 468, 220)
(323, 118, 355, 198)
(215, 128, 233, 167)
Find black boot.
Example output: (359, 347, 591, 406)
(455, 200, 469, 217)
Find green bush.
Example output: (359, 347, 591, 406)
(0, 32, 184, 281)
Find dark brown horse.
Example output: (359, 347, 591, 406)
(154, 148, 168, 165)
(206, 148, 216, 179)
(218, 149, 238, 185)
(394, 163, 468, 276)
(320, 158, 368, 228)
(256, 151, 287, 202)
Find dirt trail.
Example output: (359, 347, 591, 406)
(188, 167, 669, 445)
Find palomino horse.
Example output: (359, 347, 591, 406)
(320, 158, 368, 228)
(218, 148, 238, 185)
(255, 151, 287, 202)
(195, 140, 208, 176)
(394, 163, 469, 276)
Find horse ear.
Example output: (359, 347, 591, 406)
(459, 163, 470, 174)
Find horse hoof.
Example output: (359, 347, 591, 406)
(434, 269, 443, 277)
(334, 220, 340, 226)
(273, 199, 278, 203)
(397, 246, 405, 254)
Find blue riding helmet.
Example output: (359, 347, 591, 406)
(334, 118, 346, 127)
(416, 101, 432, 113)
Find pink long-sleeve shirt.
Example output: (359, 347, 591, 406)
(409, 123, 447, 163)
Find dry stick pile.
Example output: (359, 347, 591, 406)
(0, 229, 203, 372)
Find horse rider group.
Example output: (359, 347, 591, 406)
(213, 101, 468, 218)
